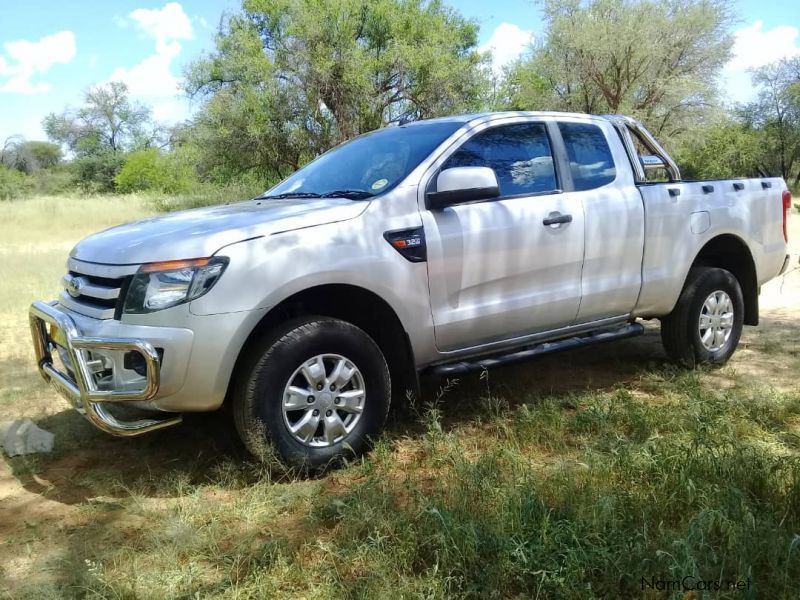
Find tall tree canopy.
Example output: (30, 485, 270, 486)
(503, 0, 734, 137)
(42, 82, 167, 191)
(741, 57, 800, 183)
(43, 82, 161, 156)
(0, 137, 62, 174)
(186, 0, 489, 181)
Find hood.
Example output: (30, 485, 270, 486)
(70, 197, 368, 265)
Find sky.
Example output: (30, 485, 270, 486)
(1, 0, 799, 143)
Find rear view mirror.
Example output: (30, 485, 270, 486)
(426, 166, 500, 209)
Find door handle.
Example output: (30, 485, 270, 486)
(543, 213, 573, 227)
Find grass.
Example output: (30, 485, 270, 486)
(1, 196, 799, 598)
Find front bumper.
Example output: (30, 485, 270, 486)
(29, 300, 182, 436)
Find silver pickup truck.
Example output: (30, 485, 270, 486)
(29, 111, 792, 468)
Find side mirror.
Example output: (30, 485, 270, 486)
(426, 166, 500, 210)
(640, 155, 667, 172)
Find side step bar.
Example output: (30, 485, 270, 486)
(429, 323, 644, 377)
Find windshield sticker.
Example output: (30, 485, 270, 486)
(371, 178, 389, 191)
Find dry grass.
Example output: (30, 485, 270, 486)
(0, 197, 798, 598)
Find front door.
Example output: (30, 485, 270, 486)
(421, 120, 585, 352)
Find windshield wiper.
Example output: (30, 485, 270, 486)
(321, 189, 375, 199)
(256, 192, 323, 200)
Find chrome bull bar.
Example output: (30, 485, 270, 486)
(29, 300, 181, 436)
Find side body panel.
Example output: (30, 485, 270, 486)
(634, 177, 788, 317)
(188, 183, 442, 367)
(423, 194, 586, 351)
(562, 118, 646, 322)
(419, 116, 585, 351)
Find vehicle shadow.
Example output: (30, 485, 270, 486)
(2, 311, 796, 589)
(407, 322, 670, 430)
(2, 323, 672, 509)
(15, 310, 800, 508)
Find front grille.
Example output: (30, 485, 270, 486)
(59, 258, 140, 319)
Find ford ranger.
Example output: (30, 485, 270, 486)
(29, 112, 792, 468)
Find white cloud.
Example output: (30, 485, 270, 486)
(480, 23, 534, 75)
(151, 97, 188, 123)
(108, 41, 183, 96)
(721, 20, 800, 103)
(728, 20, 800, 72)
(0, 31, 76, 94)
(129, 2, 193, 49)
(108, 2, 193, 98)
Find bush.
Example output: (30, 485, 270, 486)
(674, 124, 764, 180)
(146, 180, 267, 212)
(115, 149, 195, 194)
(0, 165, 35, 200)
(33, 167, 75, 195)
(75, 151, 126, 193)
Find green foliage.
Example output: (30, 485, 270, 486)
(115, 149, 195, 194)
(303, 382, 800, 598)
(20, 141, 62, 171)
(504, 0, 734, 138)
(675, 123, 764, 180)
(1, 138, 62, 174)
(22, 367, 795, 598)
(0, 165, 35, 200)
(43, 82, 168, 192)
(74, 151, 126, 193)
(43, 82, 159, 155)
(740, 57, 800, 183)
(186, 0, 489, 181)
(145, 176, 268, 212)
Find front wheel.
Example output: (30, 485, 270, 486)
(660, 267, 744, 367)
(233, 317, 391, 469)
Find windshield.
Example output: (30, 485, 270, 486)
(263, 121, 463, 199)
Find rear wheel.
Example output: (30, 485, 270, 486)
(660, 267, 744, 367)
(233, 317, 391, 469)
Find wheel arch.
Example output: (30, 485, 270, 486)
(689, 233, 758, 326)
(227, 283, 419, 406)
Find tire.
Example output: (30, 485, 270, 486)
(660, 267, 744, 367)
(233, 317, 391, 470)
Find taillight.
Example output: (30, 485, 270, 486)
(783, 190, 792, 242)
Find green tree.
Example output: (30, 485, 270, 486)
(186, 0, 489, 181)
(741, 57, 800, 185)
(0, 137, 62, 174)
(503, 0, 734, 138)
(21, 141, 62, 170)
(674, 122, 764, 180)
(43, 82, 160, 155)
(43, 82, 166, 191)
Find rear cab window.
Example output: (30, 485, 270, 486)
(442, 122, 557, 197)
(558, 122, 617, 190)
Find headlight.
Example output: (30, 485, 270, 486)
(123, 257, 228, 314)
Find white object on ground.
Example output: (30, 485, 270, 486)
(1, 419, 54, 457)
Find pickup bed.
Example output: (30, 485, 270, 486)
(29, 111, 792, 468)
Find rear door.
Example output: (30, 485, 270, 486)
(556, 120, 646, 322)
(421, 119, 585, 352)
